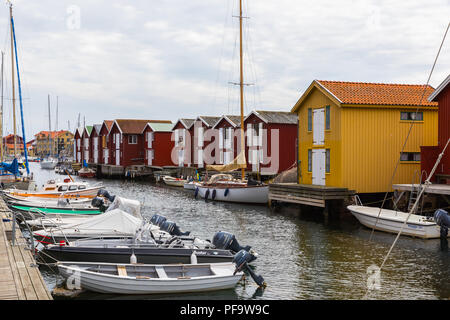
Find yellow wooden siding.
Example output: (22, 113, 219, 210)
(341, 106, 438, 193)
(297, 88, 342, 187)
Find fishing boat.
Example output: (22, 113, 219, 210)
(57, 261, 244, 295)
(194, 0, 268, 204)
(162, 175, 186, 187)
(3, 179, 102, 200)
(347, 205, 444, 239)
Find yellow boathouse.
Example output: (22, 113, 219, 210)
(291, 80, 438, 194)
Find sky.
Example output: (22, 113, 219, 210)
(0, 0, 448, 141)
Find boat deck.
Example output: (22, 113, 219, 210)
(269, 183, 355, 207)
(0, 197, 52, 300)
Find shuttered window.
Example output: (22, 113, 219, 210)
(308, 149, 312, 172)
(308, 108, 312, 131)
(325, 105, 330, 130)
(326, 149, 330, 173)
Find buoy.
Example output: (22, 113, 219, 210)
(130, 250, 137, 264)
(194, 187, 199, 199)
(212, 189, 216, 200)
(224, 188, 229, 197)
(205, 189, 210, 201)
(190, 251, 198, 264)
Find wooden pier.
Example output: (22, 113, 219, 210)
(0, 198, 52, 300)
(269, 183, 355, 208)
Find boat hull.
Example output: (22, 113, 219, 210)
(196, 185, 268, 204)
(57, 262, 242, 294)
(348, 205, 444, 239)
(40, 161, 57, 169)
(4, 186, 102, 199)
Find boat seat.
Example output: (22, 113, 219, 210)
(117, 265, 128, 277)
(155, 266, 168, 279)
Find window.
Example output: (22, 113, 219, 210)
(400, 152, 421, 162)
(308, 108, 312, 131)
(325, 105, 330, 130)
(401, 112, 423, 121)
(68, 185, 78, 191)
(326, 149, 330, 173)
(223, 127, 229, 140)
(128, 135, 137, 144)
(308, 149, 312, 172)
(78, 185, 86, 190)
(57, 186, 68, 192)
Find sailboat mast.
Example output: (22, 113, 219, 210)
(48, 94, 51, 157)
(239, 0, 245, 180)
(10, 4, 16, 158)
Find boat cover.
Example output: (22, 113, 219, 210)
(106, 197, 141, 219)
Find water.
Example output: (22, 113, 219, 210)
(29, 162, 450, 300)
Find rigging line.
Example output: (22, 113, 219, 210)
(243, 0, 259, 109)
(368, 21, 449, 242)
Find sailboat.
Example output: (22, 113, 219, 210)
(0, 4, 32, 189)
(40, 94, 58, 169)
(194, 0, 268, 204)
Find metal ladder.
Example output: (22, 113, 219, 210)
(407, 170, 427, 214)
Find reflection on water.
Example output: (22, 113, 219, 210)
(29, 163, 450, 300)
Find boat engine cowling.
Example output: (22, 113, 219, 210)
(97, 189, 116, 202)
(434, 209, 450, 228)
(212, 231, 255, 260)
(233, 249, 266, 288)
(160, 220, 190, 236)
(91, 197, 108, 212)
(150, 214, 167, 227)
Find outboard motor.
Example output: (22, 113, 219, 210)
(97, 189, 116, 202)
(434, 209, 450, 239)
(160, 220, 190, 236)
(212, 231, 256, 262)
(91, 196, 108, 212)
(233, 250, 266, 288)
(150, 214, 167, 227)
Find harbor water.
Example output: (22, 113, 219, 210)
(29, 163, 450, 300)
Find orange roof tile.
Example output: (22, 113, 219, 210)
(317, 80, 438, 107)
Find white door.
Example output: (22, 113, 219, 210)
(115, 149, 120, 166)
(147, 149, 153, 166)
(178, 149, 184, 166)
(93, 137, 99, 163)
(104, 149, 109, 164)
(77, 152, 81, 162)
(312, 149, 326, 185)
(313, 108, 325, 145)
(198, 149, 203, 168)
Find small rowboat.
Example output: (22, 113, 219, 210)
(162, 176, 186, 187)
(57, 261, 243, 294)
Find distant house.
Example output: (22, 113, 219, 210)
(172, 119, 195, 167)
(143, 122, 175, 167)
(109, 119, 171, 167)
(192, 116, 221, 168)
(244, 110, 298, 175)
(421, 75, 450, 184)
(73, 128, 83, 163)
(99, 120, 114, 165)
(212, 115, 241, 165)
(81, 126, 93, 164)
(291, 80, 438, 193)
(88, 124, 102, 164)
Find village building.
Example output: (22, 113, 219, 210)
(191, 116, 221, 168)
(213, 115, 241, 166)
(421, 74, 450, 184)
(88, 124, 102, 164)
(99, 120, 114, 165)
(34, 130, 72, 158)
(244, 110, 298, 175)
(81, 126, 93, 164)
(172, 119, 195, 167)
(143, 122, 175, 167)
(291, 80, 438, 195)
(108, 119, 171, 167)
(73, 128, 83, 163)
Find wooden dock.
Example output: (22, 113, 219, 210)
(0, 198, 52, 300)
(269, 183, 355, 208)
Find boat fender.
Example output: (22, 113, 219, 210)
(233, 250, 266, 288)
(190, 251, 198, 264)
(150, 214, 167, 227)
(224, 188, 229, 197)
(205, 189, 210, 201)
(212, 189, 216, 200)
(130, 249, 137, 264)
(194, 187, 199, 199)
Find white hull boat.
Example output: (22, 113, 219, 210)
(183, 181, 198, 190)
(57, 261, 243, 294)
(162, 176, 187, 187)
(196, 183, 269, 204)
(347, 205, 445, 239)
(40, 158, 58, 169)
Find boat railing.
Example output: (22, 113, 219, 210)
(353, 195, 363, 206)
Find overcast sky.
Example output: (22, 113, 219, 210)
(0, 0, 449, 140)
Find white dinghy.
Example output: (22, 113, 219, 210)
(162, 176, 186, 187)
(347, 205, 444, 239)
(57, 261, 243, 294)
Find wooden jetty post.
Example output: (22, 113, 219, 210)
(0, 197, 52, 300)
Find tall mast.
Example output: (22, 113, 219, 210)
(239, 0, 245, 180)
(10, 4, 16, 157)
(0, 51, 4, 162)
(48, 94, 51, 157)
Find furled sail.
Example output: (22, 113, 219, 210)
(206, 151, 246, 172)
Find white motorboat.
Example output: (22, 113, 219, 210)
(162, 176, 186, 187)
(195, 174, 268, 204)
(40, 158, 58, 170)
(57, 261, 243, 295)
(183, 181, 198, 190)
(347, 205, 445, 239)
